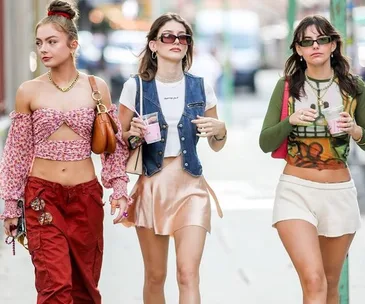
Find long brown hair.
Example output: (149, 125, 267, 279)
(284, 15, 359, 99)
(138, 12, 194, 81)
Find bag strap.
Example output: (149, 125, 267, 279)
(88, 75, 98, 92)
(89, 75, 107, 113)
(138, 75, 143, 115)
(281, 80, 289, 120)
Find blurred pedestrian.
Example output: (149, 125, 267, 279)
(118, 12, 226, 304)
(260, 15, 365, 303)
(0, 1, 130, 303)
(189, 47, 222, 93)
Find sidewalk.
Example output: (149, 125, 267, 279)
(0, 125, 365, 303)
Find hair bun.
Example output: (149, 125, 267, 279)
(47, 0, 79, 21)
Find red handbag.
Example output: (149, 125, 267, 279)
(271, 80, 290, 159)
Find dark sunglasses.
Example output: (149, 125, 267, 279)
(298, 36, 332, 47)
(156, 33, 192, 45)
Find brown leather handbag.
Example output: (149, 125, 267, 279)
(89, 75, 118, 154)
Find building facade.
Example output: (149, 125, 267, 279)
(1, 0, 48, 114)
(0, 0, 4, 114)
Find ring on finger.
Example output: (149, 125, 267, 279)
(300, 114, 304, 121)
(111, 202, 120, 209)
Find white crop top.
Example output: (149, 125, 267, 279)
(119, 76, 218, 157)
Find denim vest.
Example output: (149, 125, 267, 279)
(134, 73, 206, 177)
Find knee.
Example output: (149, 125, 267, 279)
(145, 269, 167, 289)
(302, 272, 327, 295)
(326, 274, 340, 294)
(177, 265, 199, 287)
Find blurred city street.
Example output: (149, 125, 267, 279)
(1, 0, 365, 302)
(1, 70, 365, 303)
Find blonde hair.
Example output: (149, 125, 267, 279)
(36, 0, 79, 43)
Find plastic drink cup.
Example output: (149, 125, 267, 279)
(322, 105, 347, 137)
(142, 112, 161, 144)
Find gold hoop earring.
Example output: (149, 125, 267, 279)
(152, 51, 157, 59)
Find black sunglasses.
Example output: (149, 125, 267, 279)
(298, 36, 332, 47)
(156, 33, 192, 46)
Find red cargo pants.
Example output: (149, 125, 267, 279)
(24, 176, 104, 304)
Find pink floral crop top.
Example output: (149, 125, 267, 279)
(0, 104, 131, 219)
(33, 107, 94, 160)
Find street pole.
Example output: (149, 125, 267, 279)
(222, 0, 233, 124)
(330, 2, 349, 302)
(287, 0, 297, 56)
(330, 0, 347, 44)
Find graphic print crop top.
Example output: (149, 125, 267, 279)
(260, 76, 365, 170)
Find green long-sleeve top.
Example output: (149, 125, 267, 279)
(260, 76, 365, 170)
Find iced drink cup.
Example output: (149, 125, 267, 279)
(142, 112, 161, 144)
(322, 105, 347, 137)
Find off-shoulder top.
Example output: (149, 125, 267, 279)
(0, 104, 130, 219)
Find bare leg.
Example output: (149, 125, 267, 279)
(319, 234, 355, 304)
(174, 226, 207, 304)
(276, 220, 327, 304)
(136, 227, 170, 304)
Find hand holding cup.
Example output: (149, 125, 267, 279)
(130, 117, 147, 138)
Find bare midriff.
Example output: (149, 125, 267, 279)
(31, 157, 96, 186)
(283, 163, 351, 183)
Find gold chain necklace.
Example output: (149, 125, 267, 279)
(48, 70, 80, 92)
(306, 80, 333, 107)
(305, 71, 334, 107)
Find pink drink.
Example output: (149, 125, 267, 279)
(144, 122, 161, 144)
(326, 119, 346, 137)
(322, 105, 346, 137)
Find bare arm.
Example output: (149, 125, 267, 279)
(119, 104, 134, 146)
(15, 82, 33, 114)
(119, 104, 146, 148)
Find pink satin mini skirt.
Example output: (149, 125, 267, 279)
(123, 156, 222, 235)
